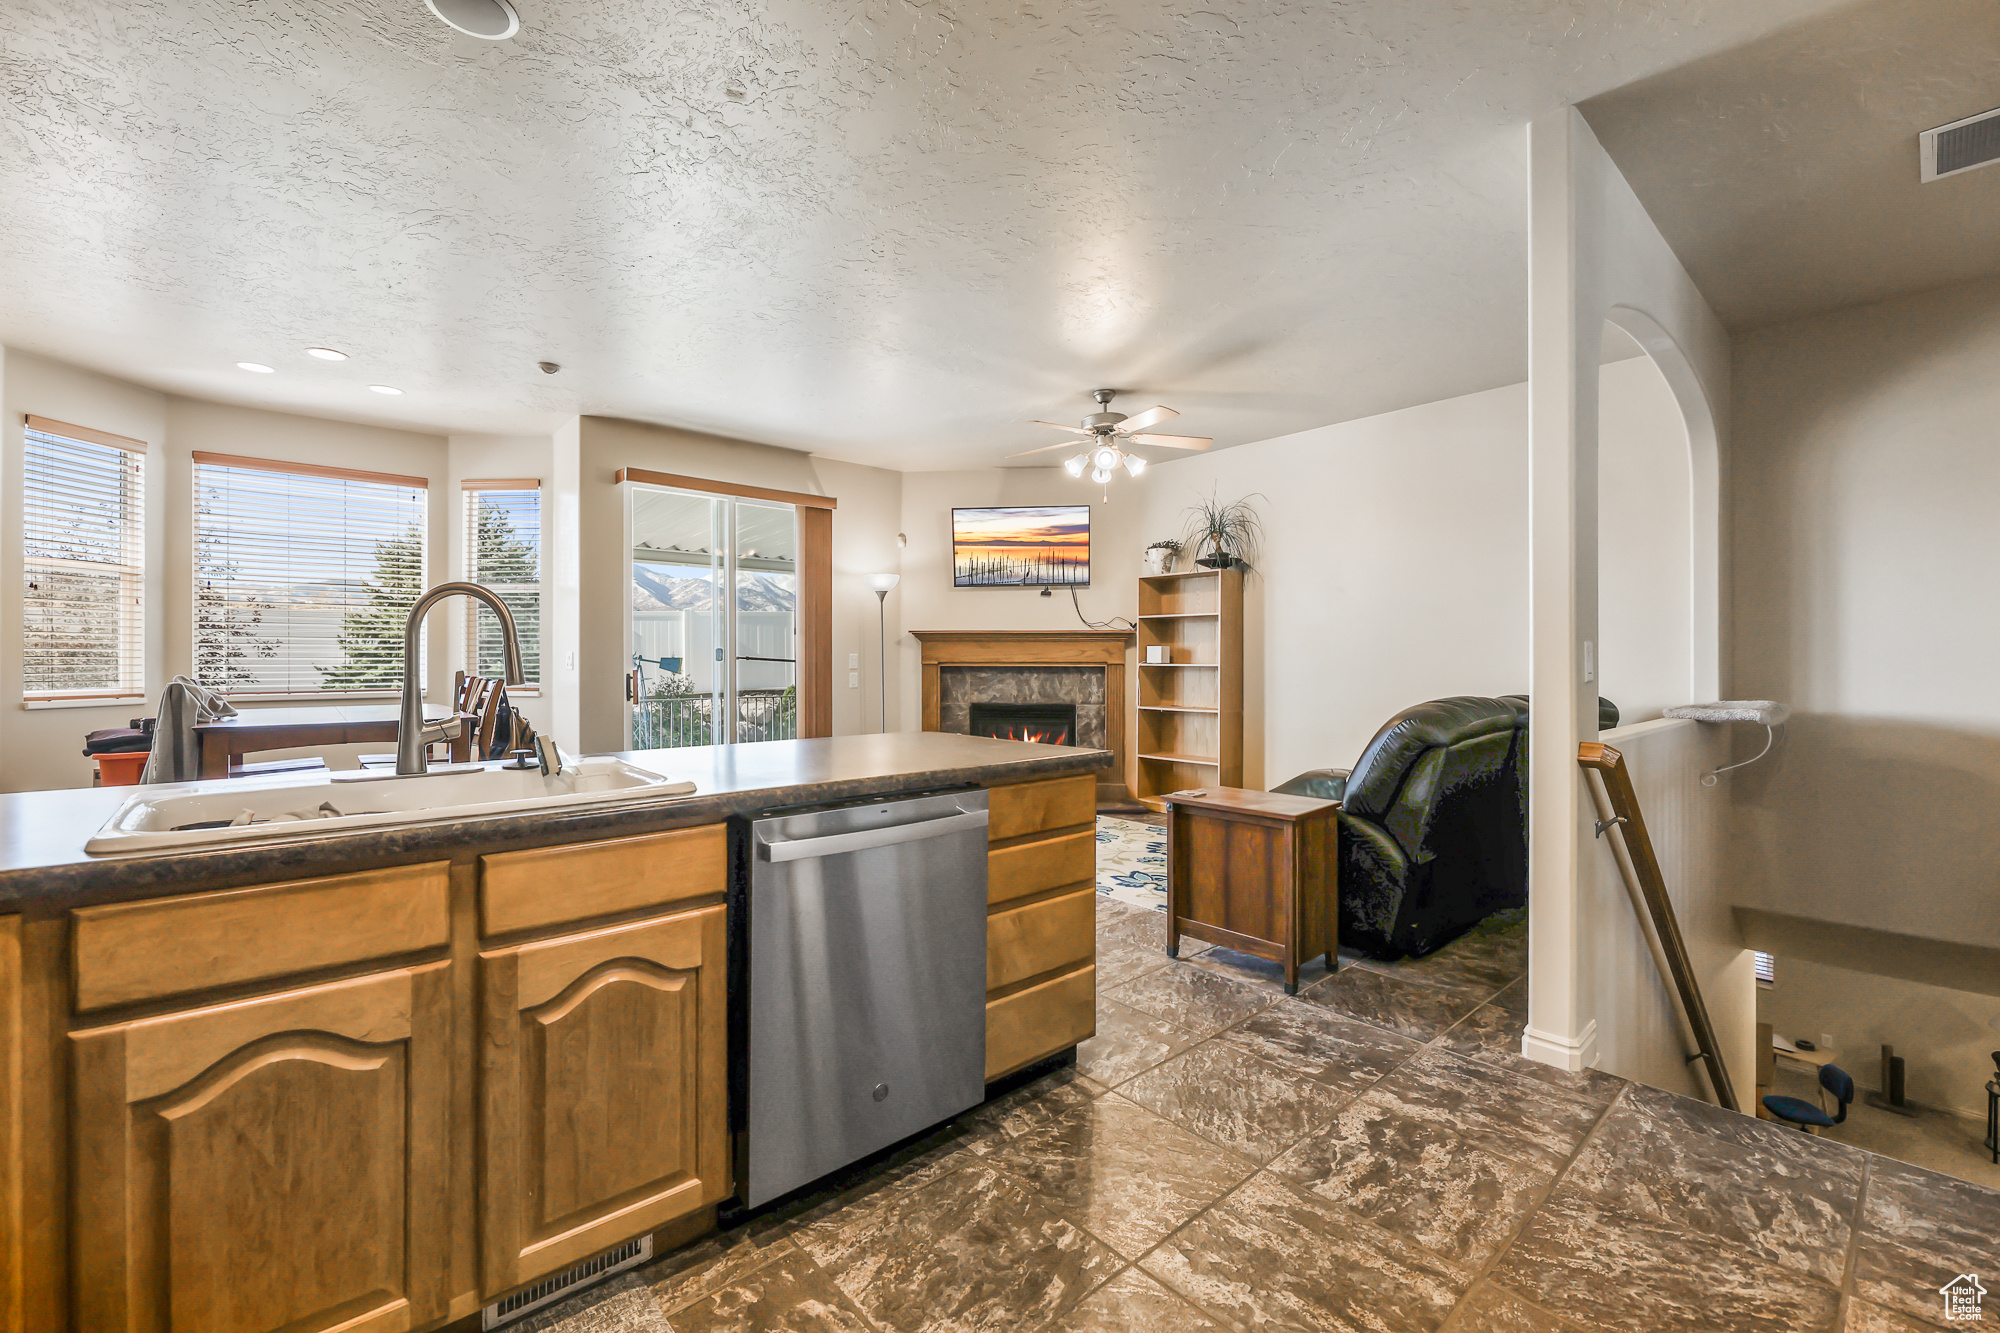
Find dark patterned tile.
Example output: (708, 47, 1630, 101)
(1296, 966, 1484, 1042)
(1119, 1039, 1341, 1164)
(1075, 996, 1201, 1088)
(1097, 901, 1169, 952)
(1353, 934, 1522, 1002)
(965, 1065, 1108, 1140)
(1142, 1172, 1466, 1333)
(648, 1234, 801, 1319)
(1363, 1051, 1603, 1169)
(1106, 961, 1281, 1037)
(1095, 936, 1173, 990)
(1853, 1156, 2000, 1328)
(1268, 1095, 1556, 1270)
(1053, 1268, 1225, 1331)
(1556, 1081, 1863, 1285)
(1442, 1282, 1588, 1332)
(1493, 1192, 1841, 1333)
(1434, 1001, 1626, 1108)
(665, 1246, 875, 1333)
(798, 1162, 1122, 1333)
(516, 1272, 675, 1331)
(982, 1092, 1256, 1259)
(1184, 945, 1332, 995)
(1217, 999, 1421, 1097)
(1842, 1296, 1950, 1331)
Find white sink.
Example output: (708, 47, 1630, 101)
(87, 757, 697, 855)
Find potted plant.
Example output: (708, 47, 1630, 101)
(1183, 491, 1265, 570)
(1143, 539, 1180, 576)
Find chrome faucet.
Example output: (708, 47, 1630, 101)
(397, 581, 525, 775)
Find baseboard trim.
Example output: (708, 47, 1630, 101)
(1521, 1018, 1598, 1073)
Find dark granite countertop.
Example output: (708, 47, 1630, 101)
(0, 733, 1109, 917)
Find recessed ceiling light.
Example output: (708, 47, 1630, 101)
(237, 362, 275, 374)
(425, 0, 519, 40)
(305, 347, 348, 361)
(368, 385, 404, 395)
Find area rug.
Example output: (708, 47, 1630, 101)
(1096, 816, 1168, 912)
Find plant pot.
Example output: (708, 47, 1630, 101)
(1143, 548, 1175, 575)
(1195, 552, 1234, 570)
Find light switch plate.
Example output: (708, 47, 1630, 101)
(848, 653, 859, 669)
(848, 671, 859, 688)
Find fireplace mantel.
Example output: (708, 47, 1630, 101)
(911, 630, 1133, 804)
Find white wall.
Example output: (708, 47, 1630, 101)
(1760, 956, 2000, 1119)
(812, 458, 904, 737)
(1598, 353, 1694, 723)
(447, 433, 556, 740)
(1730, 276, 2000, 951)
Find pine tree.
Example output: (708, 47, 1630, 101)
(470, 501, 540, 680)
(318, 525, 424, 690)
(192, 487, 279, 690)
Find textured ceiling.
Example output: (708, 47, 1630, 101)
(0, 0, 1860, 469)
(1581, 0, 2000, 331)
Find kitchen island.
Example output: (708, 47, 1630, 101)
(0, 732, 1108, 1333)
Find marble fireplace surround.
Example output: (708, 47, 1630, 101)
(911, 630, 1133, 804)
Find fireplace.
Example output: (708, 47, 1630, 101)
(970, 701, 1077, 747)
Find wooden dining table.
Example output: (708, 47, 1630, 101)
(192, 704, 475, 778)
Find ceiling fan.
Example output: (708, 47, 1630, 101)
(1010, 388, 1212, 482)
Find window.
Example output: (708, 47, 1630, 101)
(463, 480, 541, 685)
(192, 453, 427, 694)
(1755, 950, 1775, 986)
(23, 416, 146, 700)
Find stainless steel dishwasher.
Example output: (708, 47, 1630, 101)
(741, 789, 989, 1208)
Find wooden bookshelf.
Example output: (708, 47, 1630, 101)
(1132, 566, 1243, 811)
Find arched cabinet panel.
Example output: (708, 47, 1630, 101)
(70, 964, 452, 1333)
(479, 904, 727, 1295)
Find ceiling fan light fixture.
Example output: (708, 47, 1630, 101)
(1063, 453, 1088, 477)
(1123, 454, 1146, 476)
(1092, 445, 1119, 470)
(1090, 467, 1112, 484)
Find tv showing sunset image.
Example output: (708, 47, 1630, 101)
(952, 505, 1091, 587)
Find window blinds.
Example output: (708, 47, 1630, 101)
(463, 480, 541, 684)
(192, 454, 427, 694)
(23, 417, 146, 699)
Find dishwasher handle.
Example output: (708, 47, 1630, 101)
(755, 807, 990, 863)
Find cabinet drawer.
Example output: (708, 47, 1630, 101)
(987, 830, 1093, 908)
(987, 886, 1094, 992)
(479, 824, 727, 936)
(987, 775, 1095, 842)
(985, 964, 1095, 1081)
(72, 862, 450, 1013)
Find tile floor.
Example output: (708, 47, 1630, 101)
(523, 899, 1997, 1333)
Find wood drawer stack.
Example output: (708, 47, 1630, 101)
(983, 773, 1098, 1079)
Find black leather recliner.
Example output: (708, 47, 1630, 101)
(1272, 695, 1617, 960)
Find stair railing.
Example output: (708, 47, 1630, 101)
(1578, 742, 1740, 1113)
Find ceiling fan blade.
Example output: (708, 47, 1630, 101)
(1008, 439, 1092, 459)
(1029, 420, 1094, 435)
(1116, 405, 1178, 433)
(1124, 432, 1212, 451)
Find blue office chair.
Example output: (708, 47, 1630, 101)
(1763, 1063, 1855, 1132)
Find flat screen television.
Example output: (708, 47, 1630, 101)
(952, 505, 1090, 588)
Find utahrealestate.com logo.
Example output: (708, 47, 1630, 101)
(1941, 1274, 1986, 1322)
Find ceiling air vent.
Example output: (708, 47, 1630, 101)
(1921, 107, 2000, 182)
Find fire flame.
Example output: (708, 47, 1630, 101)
(985, 723, 1072, 745)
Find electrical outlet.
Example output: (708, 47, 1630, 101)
(1820, 1032, 1836, 1052)
(848, 652, 859, 669)
(848, 671, 860, 688)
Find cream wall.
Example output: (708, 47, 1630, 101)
(0, 350, 170, 792)
(1729, 276, 2000, 953)
(566, 417, 902, 753)
(447, 433, 556, 740)
(812, 458, 904, 737)
(1760, 956, 2000, 1119)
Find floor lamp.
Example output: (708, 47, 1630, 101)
(865, 574, 900, 733)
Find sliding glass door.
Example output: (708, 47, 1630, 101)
(627, 483, 798, 748)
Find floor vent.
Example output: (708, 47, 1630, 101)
(481, 1235, 653, 1330)
(1921, 107, 2000, 182)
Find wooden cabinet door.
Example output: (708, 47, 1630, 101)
(479, 904, 728, 1295)
(70, 963, 452, 1333)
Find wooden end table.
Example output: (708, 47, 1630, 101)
(1163, 786, 1340, 994)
